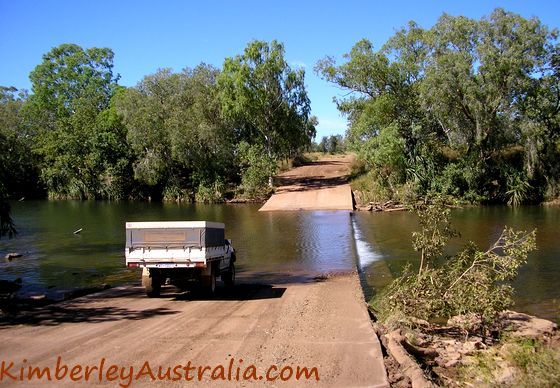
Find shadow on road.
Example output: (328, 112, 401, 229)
(0, 279, 290, 328)
(0, 297, 178, 328)
(272, 159, 350, 193)
(170, 283, 286, 302)
(274, 175, 348, 193)
(0, 268, 337, 329)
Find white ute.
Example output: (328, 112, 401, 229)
(125, 221, 236, 297)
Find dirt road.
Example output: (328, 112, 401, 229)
(0, 273, 388, 387)
(259, 154, 355, 211)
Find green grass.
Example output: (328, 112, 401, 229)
(350, 172, 392, 204)
(458, 337, 560, 387)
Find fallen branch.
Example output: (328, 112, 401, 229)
(384, 206, 408, 212)
(383, 329, 434, 388)
(402, 340, 439, 359)
(354, 200, 408, 212)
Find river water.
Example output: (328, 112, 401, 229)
(1, 201, 559, 322)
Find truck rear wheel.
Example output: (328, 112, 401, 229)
(222, 262, 235, 289)
(143, 273, 161, 297)
(200, 267, 216, 296)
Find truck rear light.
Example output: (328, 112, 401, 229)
(194, 262, 205, 268)
(128, 263, 140, 268)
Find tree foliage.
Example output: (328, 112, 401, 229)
(23, 44, 130, 199)
(0, 87, 40, 199)
(115, 65, 237, 201)
(236, 141, 277, 199)
(0, 40, 315, 202)
(317, 9, 560, 204)
(218, 40, 315, 185)
(316, 134, 345, 154)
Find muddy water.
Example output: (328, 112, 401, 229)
(1, 201, 355, 297)
(1, 201, 558, 322)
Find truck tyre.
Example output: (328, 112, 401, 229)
(201, 266, 216, 296)
(143, 274, 161, 297)
(222, 262, 235, 289)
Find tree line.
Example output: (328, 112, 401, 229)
(0, 40, 316, 204)
(2, 8, 560, 209)
(317, 8, 560, 205)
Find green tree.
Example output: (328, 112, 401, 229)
(0, 87, 28, 238)
(218, 40, 315, 187)
(327, 135, 342, 154)
(169, 64, 237, 201)
(421, 10, 553, 156)
(315, 36, 437, 195)
(317, 9, 560, 204)
(115, 65, 236, 201)
(0, 86, 41, 199)
(236, 141, 277, 199)
(318, 136, 328, 153)
(25, 44, 129, 199)
(115, 69, 178, 196)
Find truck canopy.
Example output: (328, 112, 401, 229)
(126, 221, 225, 249)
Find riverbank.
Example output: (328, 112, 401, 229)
(371, 310, 559, 387)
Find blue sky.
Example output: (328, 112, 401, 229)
(1, 1, 559, 139)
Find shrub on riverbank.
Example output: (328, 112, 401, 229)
(456, 335, 560, 386)
(371, 200, 536, 334)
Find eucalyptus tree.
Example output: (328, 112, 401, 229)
(0, 86, 40, 199)
(218, 40, 315, 187)
(419, 9, 558, 201)
(168, 64, 237, 201)
(315, 36, 432, 190)
(0, 87, 27, 237)
(115, 69, 179, 196)
(421, 9, 554, 155)
(115, 65, 236, 201)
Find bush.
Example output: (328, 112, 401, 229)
(162, 185, 192, 202)
(506, 338, 560, 386)
(505, 169, 532, 206)
(459, 337, 560, 386)
(291, 154, 313, 167)
(195, 180, 226, 203)
(350, 172, 392, 204)
(371, 201, 537, 334)
(392, 181, 420, 205)
(237, 141, 277, 199)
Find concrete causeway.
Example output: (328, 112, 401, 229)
(259, 154, 355, 211)
(1, 273, 389, 387)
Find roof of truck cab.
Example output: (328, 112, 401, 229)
(125, 221, 224, 229)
